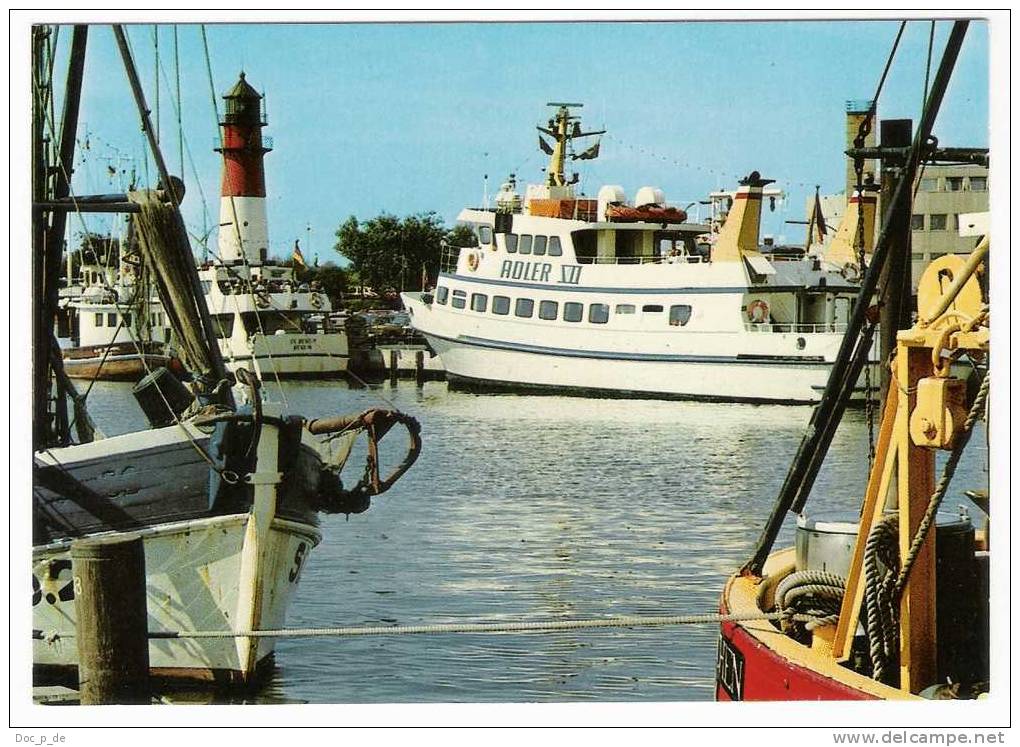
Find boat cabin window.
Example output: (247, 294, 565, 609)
(538, 300, 558, 320)
(436, 286, 449, 305)
(669, 305, 692, 327)
(533, 236, 548, 256)
(588, 303, 609, 324)
(107, 313, 117, 327)
(615, 304, 636, 315)
(241, 311, 303, 335)
(571, 230, 597, 263)
(471, 293, 488, 312)
(515, 298, 534, 318)
(211, 313, 234, 339)
(548, 236, 563, 257)
(478, 226, 493, 245)
(492, 295, 511, 315)
(504, 234, 519, 253)
(94, 313, 103, 327)
(642, 304, 664, 313)
(519, 235, 533, 255)
(451, 289, 466, 309)
(563, 302, 583, 322)
(122, 313, 132, 328)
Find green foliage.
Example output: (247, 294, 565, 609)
(334, 211, 464, 292)
(446, 222, 479, 249)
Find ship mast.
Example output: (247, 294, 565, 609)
(537, 103, 605, 187)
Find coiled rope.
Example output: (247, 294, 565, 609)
(774, 570, 847, 632)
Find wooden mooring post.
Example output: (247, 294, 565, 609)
(415, 350, 425, 385)
(71, 534, 150, 704)
(389, 350, 399, 385)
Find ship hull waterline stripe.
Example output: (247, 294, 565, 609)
(425, 331, 831, 366)
(437, 272, 853, 296)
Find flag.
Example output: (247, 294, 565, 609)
(806, 186, 827, 247)
(573, 139, 601, 161)
(292, 239, 306, 269)
(538, 135, 554, 155)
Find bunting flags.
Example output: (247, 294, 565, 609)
(292, 239, 307, 269)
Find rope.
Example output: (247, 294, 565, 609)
(40, 610, 822, 642)
(863, 514, 900, 684)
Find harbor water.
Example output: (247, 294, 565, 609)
(82, 378, 988, 703)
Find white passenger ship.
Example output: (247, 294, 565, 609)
(404, 104, 878, 404)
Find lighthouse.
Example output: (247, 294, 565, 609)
(216, 72, 272, 265)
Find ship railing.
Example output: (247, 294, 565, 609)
(578, 254, 710, 265)
(744, 322, 851, 334)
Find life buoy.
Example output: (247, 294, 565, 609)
(841, 262, 861, 283)
(747, 299, 770, 324)
(310, 292, 323, 309)
(466, 251, 480, 272)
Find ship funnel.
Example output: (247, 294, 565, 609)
(712, 171, 773, 263)
(823, 184, 878, 268)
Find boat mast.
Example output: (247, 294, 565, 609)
(537, 103, 604, 187)
(33, 24, 88, 450)
(741, 20, 970, 577)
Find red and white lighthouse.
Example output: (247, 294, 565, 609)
(216, 72, 272, 265)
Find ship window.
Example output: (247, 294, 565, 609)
(451, 289, 466, 309)
(538, 300, 558, 320)
(515, 298, 534, 318)
(242, 311, 302, 335)
(911, 214, 925, 230)
(505, 233, 519, 253)
(642, 304, 664, 313)
(471, 293, 488, 312)
(107, 313, 117, 327)
(969, 176, 987, 191)
(478, 225, 493, 245)
(669, 305, 692, 327)
(563, 302, 583, 322)
(436, 286, 449, 305)
(929, 214, 947, 231)
(946, 177, 963, 192)
(615, 304, 636, 315)
(492, 295, 511, 315)
(519, 234, 533, 255)
(95, 313, 103, 327)
(548, 236, 562, 256)
(919, 177, 938, 192)
(122, 313, 132, 328)
(588, 303, 609, 324)
(533, 236, 548, 256)
(211, 313, 234, 339)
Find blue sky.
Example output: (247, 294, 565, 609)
(51, 19, 988, 264)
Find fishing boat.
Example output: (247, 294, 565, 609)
(716, 21, 990, 701)
(402, 103, 878, 404)
(199, 72, 349, 380)
(32, 25, 420, 688)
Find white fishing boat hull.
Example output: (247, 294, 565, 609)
(219, 332, 349, 379)
(33, 511, 321, 685)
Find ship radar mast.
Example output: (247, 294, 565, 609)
(537, 103, 605, 187)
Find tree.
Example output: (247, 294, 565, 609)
(334, 212, 448, 293)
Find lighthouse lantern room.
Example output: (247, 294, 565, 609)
(216, 72, 273, 267)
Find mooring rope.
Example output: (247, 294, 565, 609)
(37, 610, 821, 642)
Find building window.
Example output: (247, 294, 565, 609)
(669, 305, 693, 327)
(538, 300, 558, 320)
(945, 177, 963, 192)
(642, 304, 664, 313)
(515, 298, 534, 318)
(563, 302, 583, 322)
(451, 289, 467, 309)
(929, 214, 947, 231)
(969, 176, 987, 191)
(931, 252, 946, 259)
(615, 304, 636, 315)
(505, 234, 518, 253)
(471, 293, 488, 312)
(107, 312, 117, 327)
(911, 214, 925, 231)
(519, 234, 533, 255)
(951, 214, 959, 231)
(95, 313, 103, 327)
(910, 253, 925, 260)
(919, 177, 938, 192)
(492, 295, 511, 315)
(533, 236, 548, 256)
(589, 303, 609, 324)
(122, 312, 132, 328)
(548, 236, 563, 256)
(478, 225, 493, 245)
(436, 286, 449, 305)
